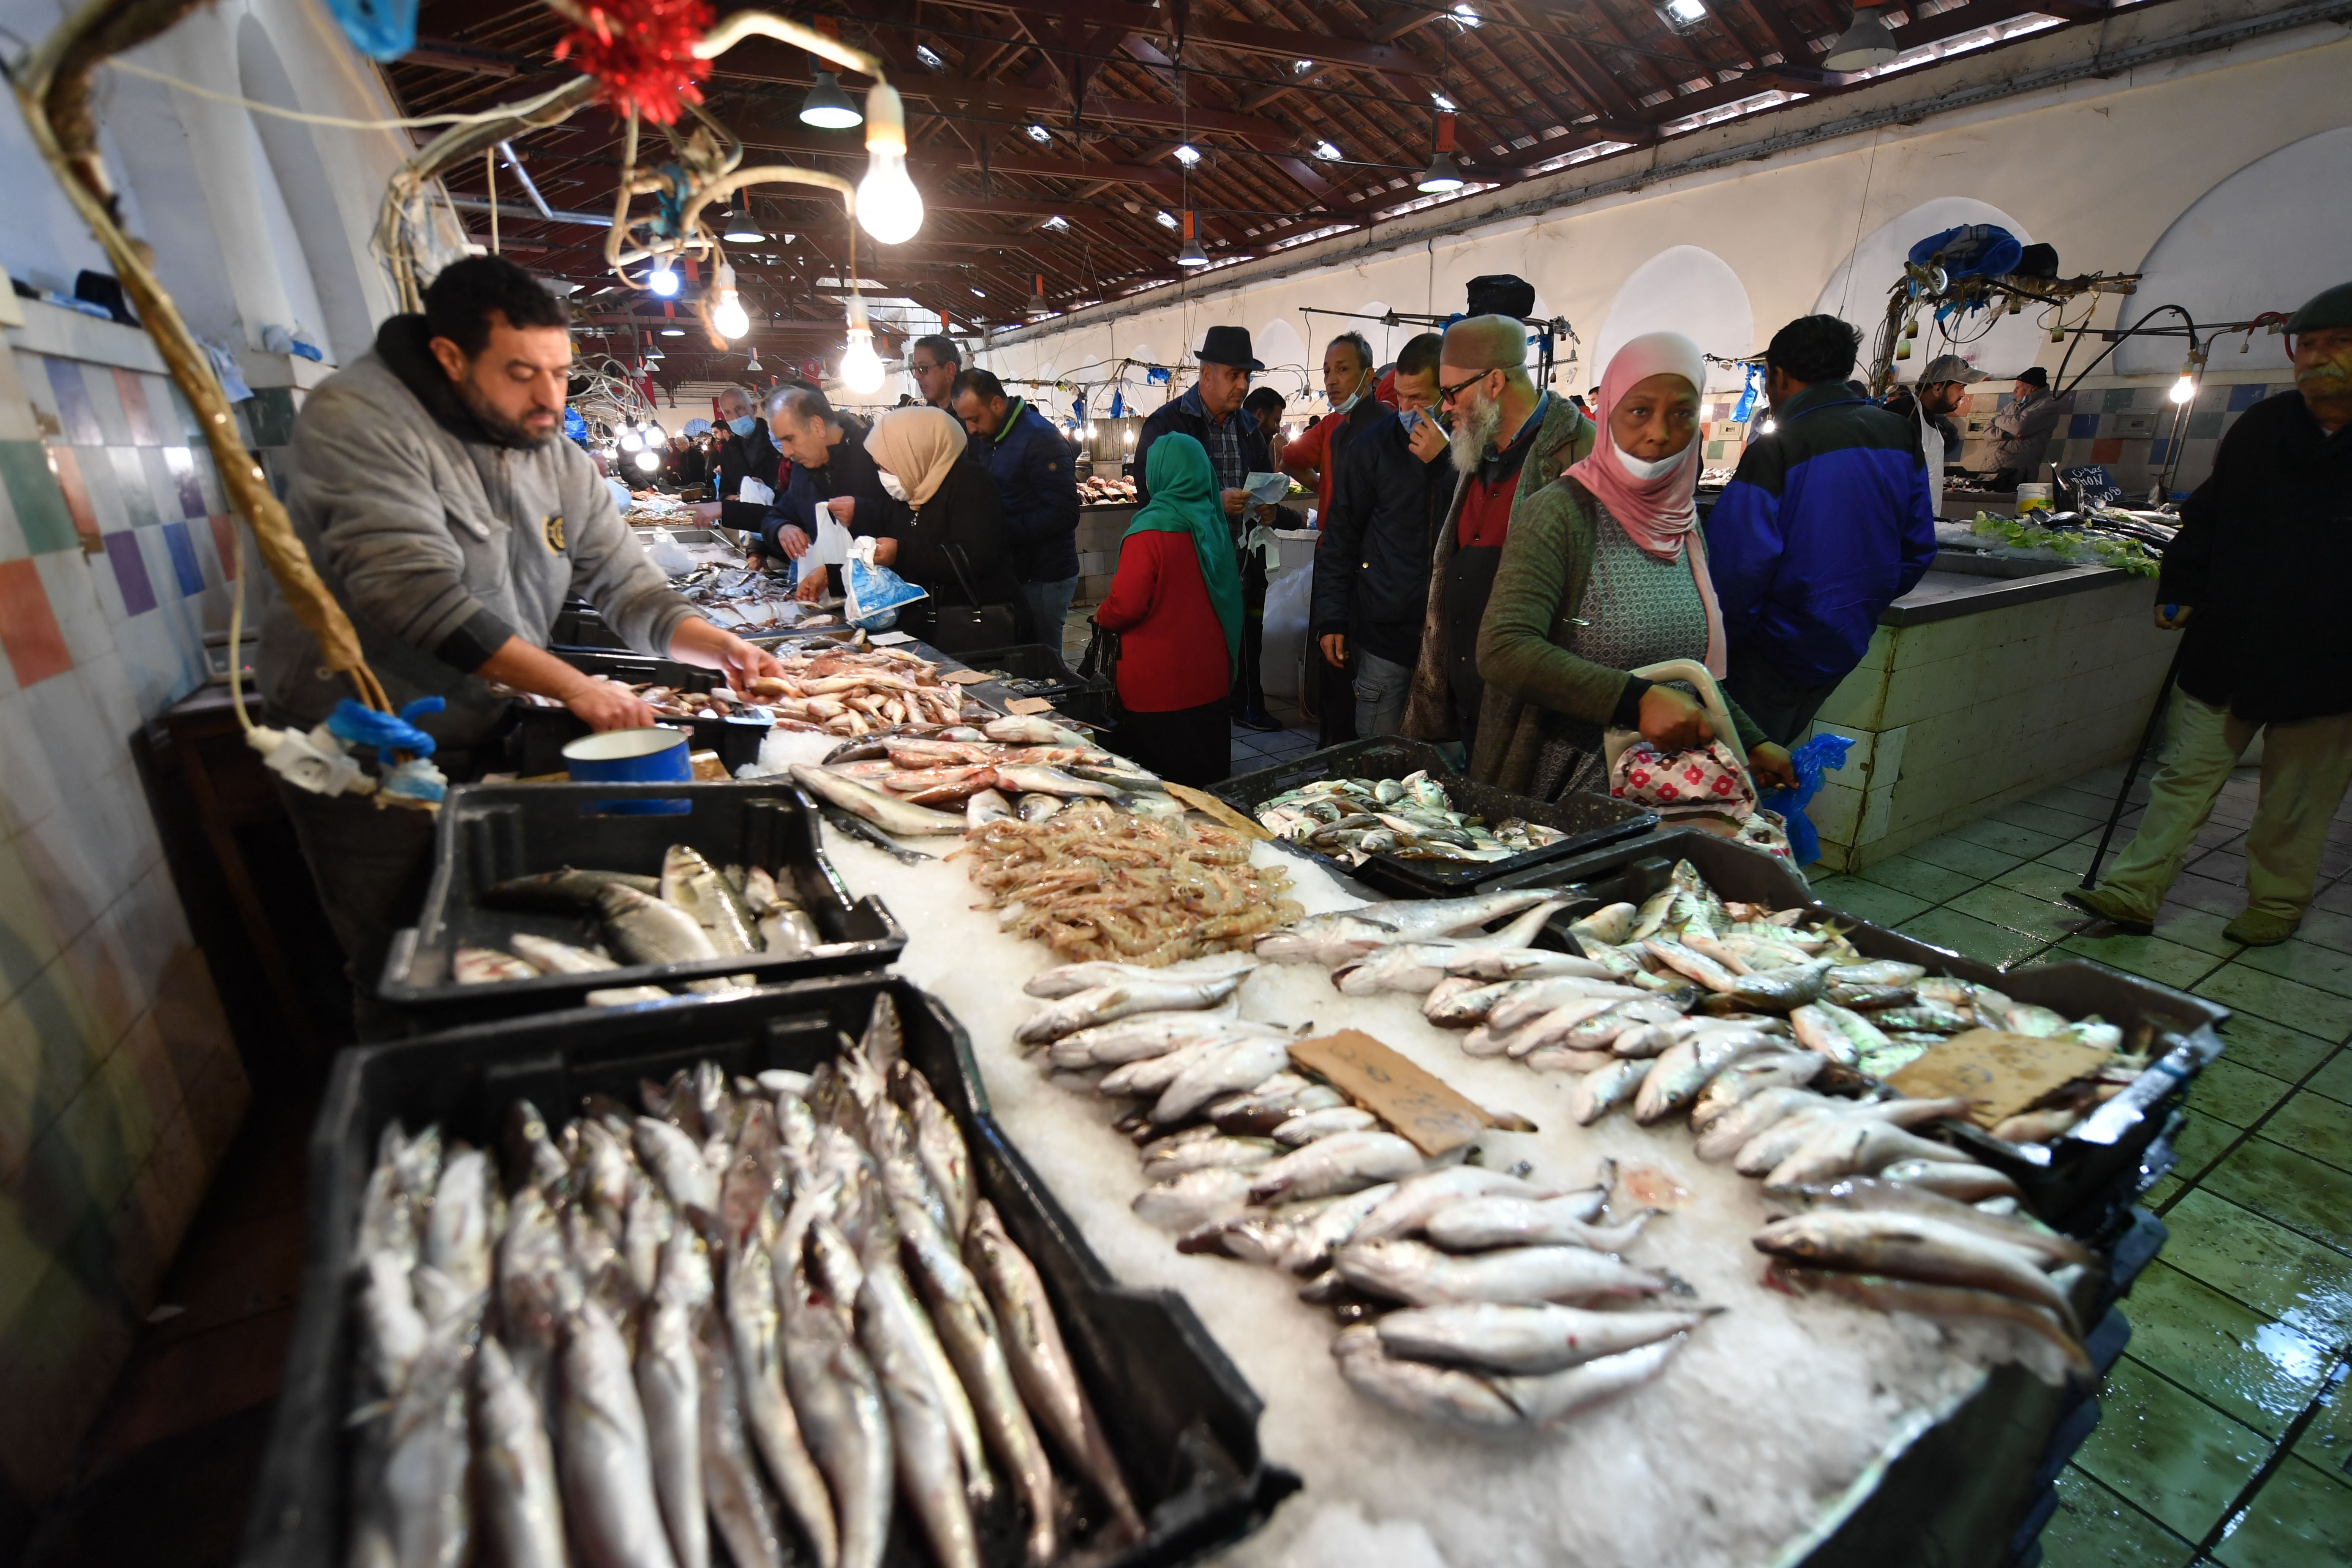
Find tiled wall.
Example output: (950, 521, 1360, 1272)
(0, 311, 248, 1513)
(1958, 380, 2298, 500)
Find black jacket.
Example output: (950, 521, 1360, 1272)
(1133, 387, 1271, 534)
(865, 457, 1028, 636)
(762, 418, 891, 557)
(1311, 412, 1454, 666)
(712, 420, 782, 533)
(2159, 391, 2352, 724)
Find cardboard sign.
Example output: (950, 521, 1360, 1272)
(940, 667, 994, 685)
(1288, 1029, 1517, 1156)
(1004, 696, 1056, 715)
(1162, 783, 1272, 840)
(1887, 1028, 2114, 1128)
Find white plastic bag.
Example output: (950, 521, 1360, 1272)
(1259, 559, 1313, 704)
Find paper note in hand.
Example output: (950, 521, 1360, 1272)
(1887, 1028, 2115, 1128)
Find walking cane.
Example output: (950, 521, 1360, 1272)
(2082, 641, 2186, 890)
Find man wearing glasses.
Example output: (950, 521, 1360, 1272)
(1401, 315, 1595, 752)
(908, 335, 964, 414)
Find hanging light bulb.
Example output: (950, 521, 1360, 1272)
(746, 345, 764, 374)
(2170, 350, 2205, 405)
(839, 296, 886, 395)
(857, 85, 924, 245)
(800, 70, 862, 129)
(710, 263, 750, 340)
(618, 425, 644, 452)
(634, 446, 661, 472)
(642, 418, 665, 442)
(648, 259, 680, 297)
(721, 207, 765, 244)
(1822, 2, 1900, 69)
(1176, 210, 1209, 268)
(1418, 113, 1465, 193)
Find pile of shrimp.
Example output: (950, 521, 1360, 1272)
(955, 801, 1304, 964)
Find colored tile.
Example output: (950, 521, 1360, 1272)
(242, 387, 298, 448)
(110, 368, 158, 446)
(1948, 883, 2080, 942)
(1807, 875, 1930, 928)
(2093, 436, 2125, 463)
(2184, 1057, 2295, 1130)
(0, 441, 78, 556)
(41, 359, 103, 445)
(1996, 858, 2088, 901)
(2162, 1108, 2240, 1192)
(2213, 1454, 2352, 1568)
(2238, 940, 2352, 1002)
(2205, 1135, 2352, 1255)
(1949, 815, 2069, 860)
(2195, 965, 2352, 1042)
(158, 520, 204, 597)
(161, 446, 204, 520)
(2058, 930, 2227, 991)
(102, 531, 156, 616)
(2226, 383, 2270, 413)
(207, 515, 239, 580)
(43, 446, 99, 551)
(2043, 1465, 2194, 1567)
(1895, 905, 2050, 969)
(2161, 1190, 2352, 1345)
(2309, 1051, 2352, 1108)
(1904, 833, 2025, 881)
(2260, 1091, 2352, 1176)
(2074, 1353, 2270, 1541)
(2118, 1260, 2338, 1438)
(106, 448, 159, 530)
(0, 559, 72, 686)
(1857, 852, 1981, 904)
(2213, 1015, 2336, 1082)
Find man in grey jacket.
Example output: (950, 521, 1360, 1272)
(259, 256, 783, 1026)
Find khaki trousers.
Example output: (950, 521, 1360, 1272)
(2099, 693, 2352, 923)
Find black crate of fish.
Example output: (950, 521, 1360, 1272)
(376, 782, 908, 1025)
(1486, 828, 2227, 1240)
(1214, 738, 1656, 899)
(519, 651, 775, 776)
(240, 976, 1295, 1568)
(945, 645, 1097, 702)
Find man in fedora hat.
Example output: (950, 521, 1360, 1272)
(1135, 325, 1284, 730)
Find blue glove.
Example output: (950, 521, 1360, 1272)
(326, 696, 444, 758)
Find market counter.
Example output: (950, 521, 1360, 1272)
(1806, 549, 2173, 873)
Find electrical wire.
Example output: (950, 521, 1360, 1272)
(227, 521, 253, 735)
(102, 59, 588, 131)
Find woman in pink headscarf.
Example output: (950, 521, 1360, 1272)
(1470, 331, 1796, 798)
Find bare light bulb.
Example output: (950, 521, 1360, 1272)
(710, 263, 750, 340)
(858, 86, 924, 245)
(648, 261, 679, 298)
(840, 294, 886, 394)
(618, 426, 644, 452)
(2169, 374, 2196, 405)
(634, 447, 660, 472)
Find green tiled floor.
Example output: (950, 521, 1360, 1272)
(1810, 762, 2352, 1565)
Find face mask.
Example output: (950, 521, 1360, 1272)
(727, 415, 757, 437)
(1331, 369, 1371, 415)
(1613, 439, 1685, 482)
(878, 472, 909, 502)
(1398, 409, 1421, 433)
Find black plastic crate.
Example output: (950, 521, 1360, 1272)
(1214, 737, 1657, 899)
(1493, 828, 2229, 1239)
(240, 974, 1295, 1568)
(376, 781, 906, 1026)
(951, 643, 1095, 700)
(514, 649, 773, 776)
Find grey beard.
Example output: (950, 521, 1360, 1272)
(1450, 393, 1503, 472)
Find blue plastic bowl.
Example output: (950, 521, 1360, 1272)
(562, 727, 692, 814)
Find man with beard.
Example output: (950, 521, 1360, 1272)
(1400, 314, 1595, 753)
(257, 256, 785, 1029)
(2066, 279, 2352, 947)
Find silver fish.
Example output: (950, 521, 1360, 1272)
(1764, 1118, 1981, 1189)
(1569, 1058, 1652, 1126)
(1878, 1158, 2023, 1200)
(1015, 793, 1064, 822)
(1376, 1302, 1709, 1374)
(1527, 1045, 1618, 1075)
(1729, 958, 1835, 1012)
(1025, 953, 1260, 999)
(1248, 1131, 1426, 1204)
(1047, 1007, 1256, 1069)
(1015, 971, 1249, 1044)
(694, 1328, 787, 1568)
(1693, 1089, 1837, 1163)
(1491, 1337, 1686, 1424)
(597, 884, 721, 968)
(1256, 889, 1569, 966)
(1096, 1037, 1230, 1098)
(1277, 1181, 1403, 1275)
(1143, 1135, 1282, 1177)
(890, 1062, 975, 1242)
(1753, 1211, 2080, 1330)
(1687, 1053, 1826, 1130)
(487, 867, 664, 908)
(1271, 1106, 1380, 1145)
(512, 933, 619, 975)
(967, 1200, 1143, 1542)
(780, 1224, 894, 1568)
(1632, 1032, 1781, 1123)
(1335, 1238, 1669, 1305)
(791, 763, 969, 835)
(1424, 1196, 1656, 1254)
(965, 788, 1017, 828)
(455, 945, 539, 984)
(1132, 1168, 1254, 1231)
(855, 1242, 983, 1568)
(1153, 1034, 1293, 1124)
(425, 1148, 493, 1306)
(561, 1301, 680, 1568)
(637, 1282, 708, 1568)
(1353, 1168, 1570, 1245)
(1567, 902, 1638, 946)
(1772, 1177, 2095, 1269)
(475, 1337, 566, 1568)
(1333, 1326, 1683, 1430)
(1643, 939, 1739, 993)
(1335, 941, 1612, 995)
(383, 1318, 474, 1568)
(724, 1232, 838, 1568)
(1423, 978, 1522, 1027)
(1826, 960, 1927, 987)
(1770, 1266, 2088, 1377)
(992, 762, 1126, 800)
(635, 1117, 720, 1226)
(1486, 977, 1652, 1032)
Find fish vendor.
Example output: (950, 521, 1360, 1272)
(256, 256, 787, 1029)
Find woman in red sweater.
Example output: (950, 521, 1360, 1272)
(1094, 434, 1243, 787)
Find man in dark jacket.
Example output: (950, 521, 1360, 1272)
(1314, 331, 1452, 738)
(2067, 280, 2352, 946)
(952, 367, 1081, 649)
(760, 385, 893, 574)
(1135, 326, 1280, 729)
(1983, 365, 2061, 489)
(699, 383, 782, 535)
(1707, 314, 1937, 743)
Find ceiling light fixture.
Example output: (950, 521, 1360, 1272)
(1313, 140, 1341, 160)
(1432, 91, 1457, 111)
(746, 346, 763, 373)
(1822, 2, 1900, 69)
(1176, 209, 1209, 267)
(971, 286, 986, 297)
(721, 207, 765, 243)
(1664, 0, 1708, 19)
(1042, 214, 1069, 231)
(634, 446, 661, 472)
(1452, 4, 1482, 26)
(839, 296, 885, 394)
(856, 84, 924, 244)
(1026, 123, 1051, 143)
(659, 324, 686, 337)
(1027, 272, 1048, 316)
(648, 260, 679, 297)
(800, 69, 862, 129)
(1294, 58, 1315, 73)
(1173, 144, 1200, 166)
(915, 44, 945, 71)
(1418, 113, 1466, 193)
(710, 263, 750, 340)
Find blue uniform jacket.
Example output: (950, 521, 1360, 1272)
(974, 399, 1081, 582)
(1705, 381, 1938, 688)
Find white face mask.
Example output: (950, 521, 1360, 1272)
(1612, 439, 1686, 482)
(1330, 366, 1371, 415)
(878, 471, 909, 502)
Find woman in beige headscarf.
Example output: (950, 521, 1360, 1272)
(861, 405, 1030, 645)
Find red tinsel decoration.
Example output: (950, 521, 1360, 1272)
(553, 0, 713, 125)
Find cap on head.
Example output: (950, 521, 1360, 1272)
(2286, 280, 2352, 335)
(1197, 325, 1264, 371)
(1440, 314, 1528, 372)
(1920, 354, 1987, 387)
(2014, 365, 2050, 390)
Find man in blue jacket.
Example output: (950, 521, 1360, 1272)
(951, 368, 1081, 646)
(1707, 315, 1937, 743)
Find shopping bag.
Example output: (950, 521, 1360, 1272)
(843, 537, 929, 631)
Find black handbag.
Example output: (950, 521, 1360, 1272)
(1076, 615, 1124, 719)
(925, 542, 1018, 655)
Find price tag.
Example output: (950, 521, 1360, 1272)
(867, 630, 915, 646)
(1004, 697, 1056, 715)
(1287, 1029, 1524, 1156)
(1887, 1028, 2114, 1128)
(940, 668, 994, 685)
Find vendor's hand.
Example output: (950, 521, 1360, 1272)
(565, 678, 658, 733)
(1747, 742, 1798, 792)
(871, 537, 900, 566)
(692, 501, 724, 524)
(1220, 487, 1247, 518)
(1407, 418, 1450, 463)
(2154, 603, 2193, 631)
(744, 550, 768, 574)
(1320, 633, 1348, 670)
(1638, 686, 1715, 750)
(796, 569, 826, 603)
(668, 617, 786, 688)
(778, 525, 813, 560)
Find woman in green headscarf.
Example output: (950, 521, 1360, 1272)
(1093, 434, 1245, 786)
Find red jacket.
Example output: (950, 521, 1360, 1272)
(1096, 530, 1230, 712)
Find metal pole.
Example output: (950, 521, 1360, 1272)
(2082, 642, 2186, 889)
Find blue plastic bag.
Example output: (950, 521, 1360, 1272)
(1756, 732, 1855, 864)
(844, 547, 929, 631)
(322, 0, 417, 60)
